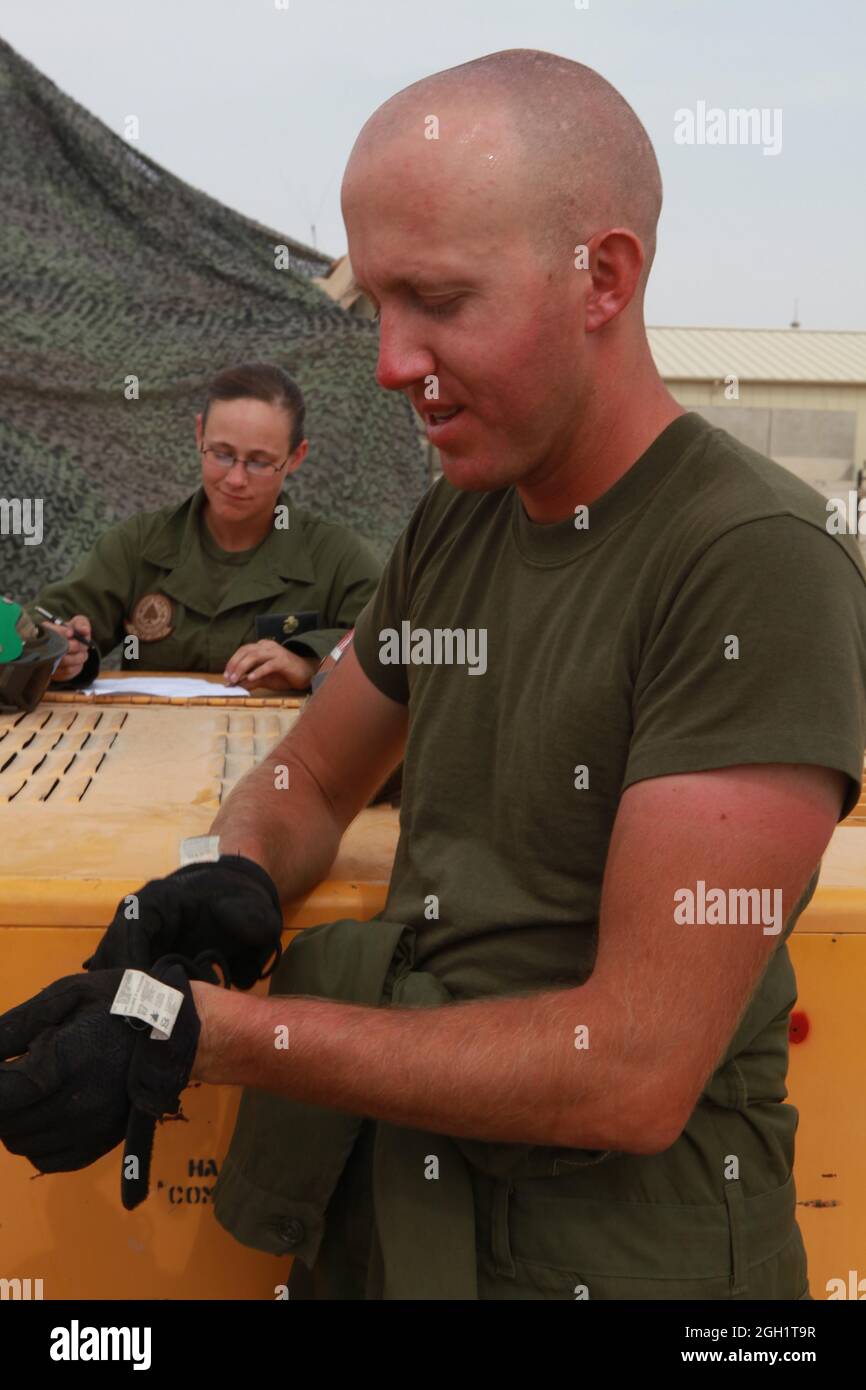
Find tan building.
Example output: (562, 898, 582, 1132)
(313, 254, 377, 319)
(648, 327, 866, 504)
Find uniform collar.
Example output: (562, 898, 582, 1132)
(141, 487, 315, 614)
(510, 412, 713, 565)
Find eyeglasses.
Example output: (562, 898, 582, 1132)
(200, 446, 290, 477)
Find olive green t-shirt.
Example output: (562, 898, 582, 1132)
(198, 516, 261, 614)
(353, 411, 866, 1005)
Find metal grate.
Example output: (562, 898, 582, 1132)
(0, 706, 296, 809)
(0, 709, 127, 804)
(212, 710, 294, 801)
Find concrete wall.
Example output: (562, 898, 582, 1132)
(669, 381, 866, 499)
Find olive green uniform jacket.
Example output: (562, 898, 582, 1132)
(28, 488, 381, 682)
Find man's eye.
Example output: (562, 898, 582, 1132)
(421, 297, 461, 319)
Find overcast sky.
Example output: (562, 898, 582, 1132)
(3, 0, 863, 329)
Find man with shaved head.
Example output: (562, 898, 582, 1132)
(342, 48, 669, 502)
(3, 50, 865, 1301)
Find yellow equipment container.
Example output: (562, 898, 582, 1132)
(0, 686, 399, 1299)
(784, 817, 866, 1301)
(0, 680, 863, 1299)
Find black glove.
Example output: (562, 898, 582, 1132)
(0, 957, 208, 1208)
(0, 969, 136, 1172)
(83, 855, 283, 989)
(120, 954, 206, 1210)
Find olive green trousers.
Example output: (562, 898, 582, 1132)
(287, 1120, 811, 1301)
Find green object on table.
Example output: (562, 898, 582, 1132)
(0, 598, 25, 664)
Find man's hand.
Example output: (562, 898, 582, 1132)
(0, 961, 205, 1210)
(224, 640, 318, 692)
(83, 857, 283, 988)
(44, 614, 92, 682)
(0, 970, 135, 1172)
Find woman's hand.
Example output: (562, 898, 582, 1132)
(224, 639, 318, 692)
(44, 614, 92, 682)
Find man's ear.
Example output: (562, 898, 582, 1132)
(285, 439, 309, 477)
(195, 413, 204, 450)
(584, 228, 645, 334)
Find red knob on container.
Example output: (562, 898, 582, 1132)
(789, 1011, 809, 1043)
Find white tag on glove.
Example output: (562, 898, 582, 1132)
(179, 834, 221, 868)
(111, 969, 185, 1041)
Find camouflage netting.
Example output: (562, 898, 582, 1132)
(0, 36, 427, 602)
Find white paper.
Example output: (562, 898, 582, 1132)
(78, 677, 250, 698)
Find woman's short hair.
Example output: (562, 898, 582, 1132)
(202, 363, 306, 452)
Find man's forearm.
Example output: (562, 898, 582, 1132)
(190, 978, 670, 1153)
(209, 740, 343, 901)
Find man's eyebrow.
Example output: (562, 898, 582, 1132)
(358, 271, 473, 295)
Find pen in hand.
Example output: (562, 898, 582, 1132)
(34, 606, 97, 649)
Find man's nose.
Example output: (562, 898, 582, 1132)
(375, 314, 434, 393)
